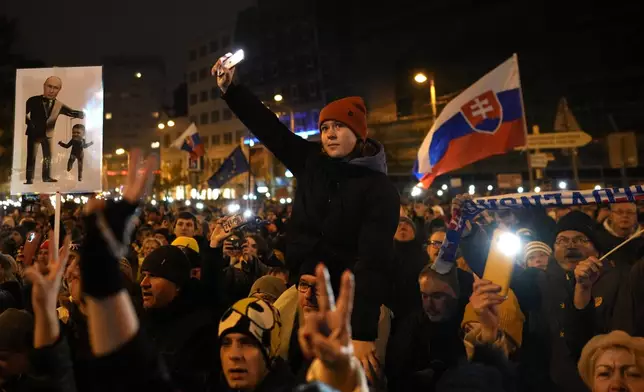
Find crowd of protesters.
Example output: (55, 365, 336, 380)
(0, 56, 643, 392)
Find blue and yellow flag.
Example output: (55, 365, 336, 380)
(207, 146, 250, 188)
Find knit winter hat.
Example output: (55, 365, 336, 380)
(523, 241, 552, 263)
(399, 216, 417, 234)
(462, 288, 525, 347)
(555, 210, 600, 250)
(319, 96, 368, 140)
(172, 236, 200, 254)
(578, 330, 644, 388)
(249, 275, 287, 301)
(219, 297, 282, 362)
(0, 308, 33, 352)
(141, 245, 191, 288)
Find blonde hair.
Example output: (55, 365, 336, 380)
(578, 330, 644, 388)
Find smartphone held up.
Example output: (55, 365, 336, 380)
(215, 49, 245, 77)
(482, 229, 522, 297)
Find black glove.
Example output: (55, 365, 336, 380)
(80, 200, 140, 299)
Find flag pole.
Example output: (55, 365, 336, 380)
(247, 133, 252, 212)
(514, 53, 535, 191)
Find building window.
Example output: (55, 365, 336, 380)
(200, 112, 209, 125)
(189, 50, 197, 61)
(212, 134, 221, 146)
(200, 91, 208, 103)
(223, 109, 233, 120)
(199, 67, 208, 80)
(105, 113, 113, 120)
(211, 87, 219, 100)
(190, 94, 198, 105)
(210, 40, 219, 53)
(199, 45, 207, 57)
(189, 71, 197, 83)
(221, 35, 231, 48)
(163, 134, 171, 148)
(189, 116, 197, 124)
(211, 110, 220, 123)
(152, 112, 160, 118)
(235, 130, 246, 141)
(223, 132, 233, 145)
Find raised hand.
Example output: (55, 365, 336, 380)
(470, 275, 505, 342)
(24, 232, 71, 312)
(209, 218, 232, 248)
(211, 54, 235, 94)
(574, 256, 603, 290)
(299, 264, 355, 371)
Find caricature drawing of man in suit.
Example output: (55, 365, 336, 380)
(24, 76, 85, 184)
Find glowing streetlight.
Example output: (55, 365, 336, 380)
(157, 123, 165, 130)
(534, 186, 541, 193)
(274, 94, 283, 102)
(517, 186, 524, 193)
(410, 186, 422, 198)
(151, 141, 160, 149)
(558, 181, 567, 190)
(487, 185, 494, 191)
(414, 73, 428, 84)
(437, 190, 444, 196)
(441, 184, 448, 191)
(594, 185, 602, 190)
(115, 148, 126, 155)
(135, 72, 142, 78)
(167, 120, 175, 127)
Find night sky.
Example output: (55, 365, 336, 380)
(4, 0, 252, 98)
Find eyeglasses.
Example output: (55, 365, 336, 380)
(555, 236, 590, 246)
(428, 240, 443, 248)
(297, 281, 320, 297)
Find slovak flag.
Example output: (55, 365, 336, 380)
(172, 122, 205, 158)
(415, 54, 527, 188)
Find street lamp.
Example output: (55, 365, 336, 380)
(273, 94, 295, 132)
(157, 123, 165, 130)
(413, 72, 437, 122)
(115, 148, 130, 168)
(151, 141, 160, 149)
(167, 120, 175, 127)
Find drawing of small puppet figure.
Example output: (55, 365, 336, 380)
(58, 124, 93, 181)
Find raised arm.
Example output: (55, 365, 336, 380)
(83, 140, 94, 148)
(60, 104, 85, 119)
(214, 59, 315, 175)
(59, 140, 72, 148)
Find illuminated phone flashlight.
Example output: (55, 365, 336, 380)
(222, 50, 244, 70)
(483, 230, 521, 297)
(496, 231, 521, 257)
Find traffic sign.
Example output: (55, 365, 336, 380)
(524, 131, 592, 149)
(497, 173, 522, 189)
(530, 153, 549, 168)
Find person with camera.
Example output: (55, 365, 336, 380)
(213, 52, 400, 377)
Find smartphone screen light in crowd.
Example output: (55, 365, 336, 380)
(243, 209, 253, 218)
(411, 186, 423, 197)
(497, 232, 521, 258)
(185, 200, 191, 207)
(196, 202, 204, 210)
(228, 203, 241, 213)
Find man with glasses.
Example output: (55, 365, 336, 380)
(596, 203, 644, 265)
(274, 261, 320, 376)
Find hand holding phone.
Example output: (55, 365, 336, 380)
(482, 229, 521, 297)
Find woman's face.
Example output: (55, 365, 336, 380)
(593, 347, 644, 392)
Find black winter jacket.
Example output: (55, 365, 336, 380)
(223, 84, 400, 341)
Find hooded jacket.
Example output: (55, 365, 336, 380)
(223, 84, 400, 341)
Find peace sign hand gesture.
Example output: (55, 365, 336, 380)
(299, 264, 366, 391)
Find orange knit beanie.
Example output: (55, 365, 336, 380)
(318, 96, 368, 140)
